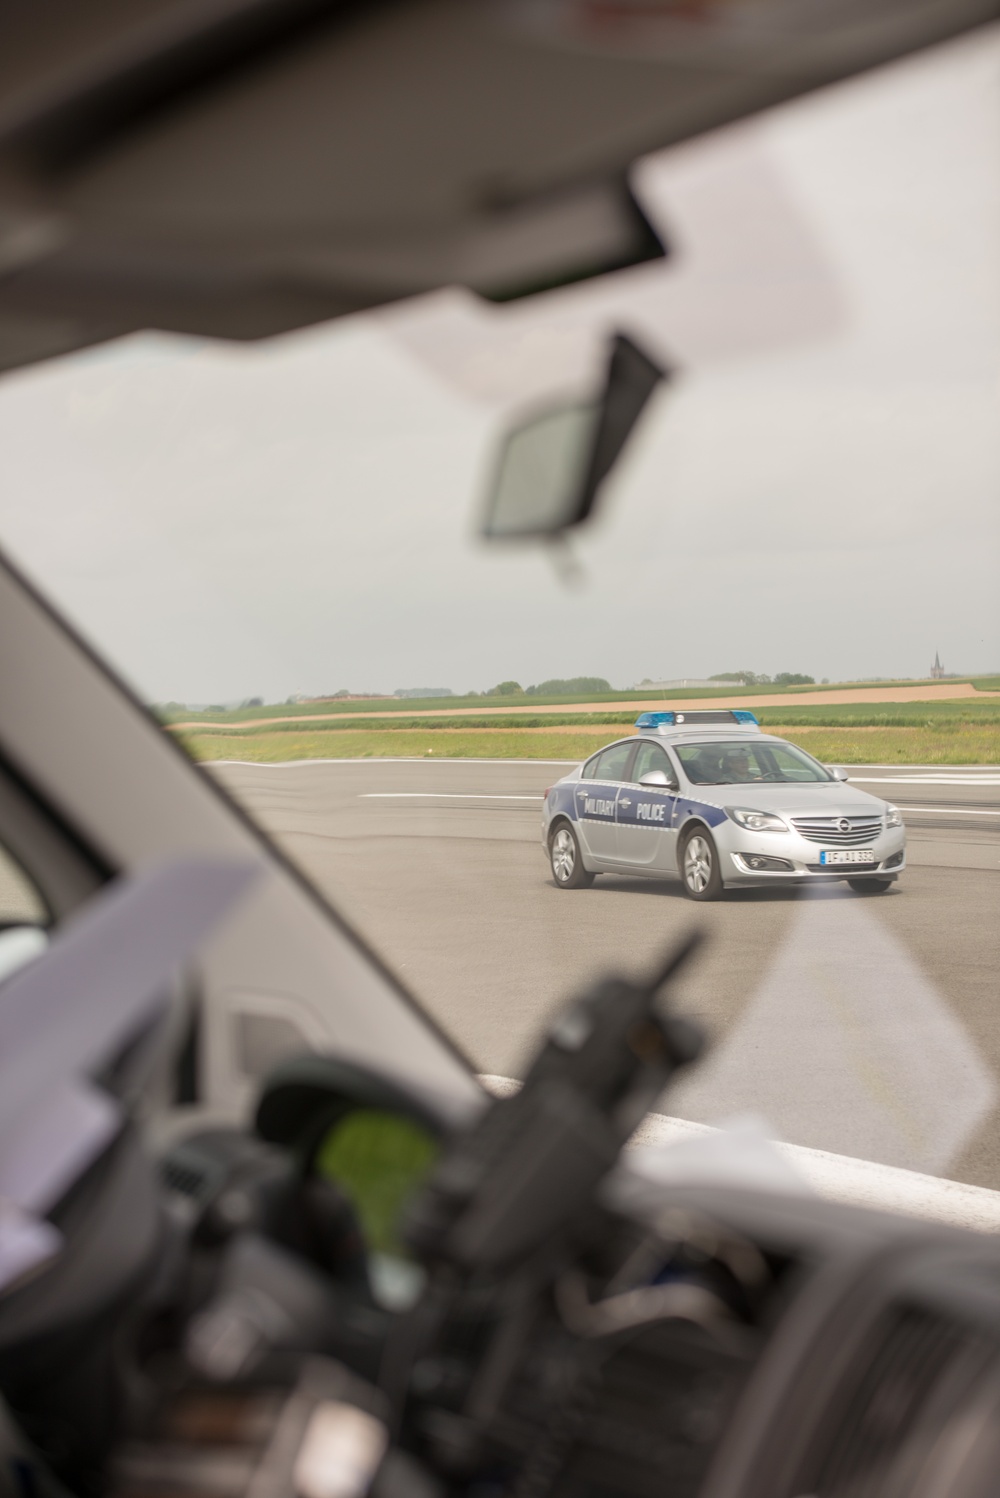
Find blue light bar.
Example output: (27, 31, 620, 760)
(634, 708, 761, 730)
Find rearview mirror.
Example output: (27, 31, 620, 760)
(828, 766, 849, 782)
(481, 333, 667, 540)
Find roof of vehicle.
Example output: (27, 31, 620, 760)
(640, 729, 785, 748)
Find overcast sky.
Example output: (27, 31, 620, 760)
(0, 28, 997, 704)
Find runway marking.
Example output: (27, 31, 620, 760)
(207, 761, 996, 778)
(356, 794, 987, 813)
(900, 806, 1000, 816)
(851, 776, 1000, 786)
(206, 759, 577, 768)
(359, 792, 544, 801)
(209, 766, 998, 818)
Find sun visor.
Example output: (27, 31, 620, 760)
(379, 117, 848, 407)
(0, 0, 990, 374)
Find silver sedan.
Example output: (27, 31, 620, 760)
(542, 724, 906, 901)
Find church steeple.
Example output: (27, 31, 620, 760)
(930, 651, 944, 679)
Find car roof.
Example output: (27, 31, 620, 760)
(587, 730, 792, 757)
(639, 729, 788, 747)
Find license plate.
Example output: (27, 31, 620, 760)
(820, 849, 876, 865)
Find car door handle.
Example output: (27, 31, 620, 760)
(619, 798, 631, 808)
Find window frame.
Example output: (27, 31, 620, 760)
(590, 739, 639, 785)
(630, 740, 679, 789)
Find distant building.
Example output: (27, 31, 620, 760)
(930, 652, 945, 679)
(394, 688, 454, 699)
(634, 678, 742, 691)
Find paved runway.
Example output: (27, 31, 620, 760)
(211, 758, 1000, 1190)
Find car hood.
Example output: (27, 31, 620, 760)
(687, 783, 887, 816)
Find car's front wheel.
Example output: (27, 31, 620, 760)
(549, 823, 594, 889)
(848, 877, 894, 894)
(680, 827, 724, 901)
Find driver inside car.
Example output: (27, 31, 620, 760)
(720, 747, 761, 783)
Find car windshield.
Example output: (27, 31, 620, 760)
(676, 741, 831, 785)
(0, 32, 997, 1212)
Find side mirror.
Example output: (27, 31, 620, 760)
(481, 332, 667, 540)
(829, 766, 849, 782)
(638, 770, 677, 790)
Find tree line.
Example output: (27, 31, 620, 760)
(710, 671, 817, 686)
(475, 677, 613, 698)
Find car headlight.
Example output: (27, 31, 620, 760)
(726, 807, 788, 832)
(886, 805, 904, 828)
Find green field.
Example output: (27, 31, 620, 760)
(180, 712, 999, 767)
(171, 691, 1000, 767)
(158, 675, 995, 727)
(757, 700, 1000, 729)
(168, 698, 1000, 738)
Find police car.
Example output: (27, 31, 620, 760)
(541, 710, 906, 900)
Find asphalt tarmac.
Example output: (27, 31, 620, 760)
(212, 759, 1000, 1190)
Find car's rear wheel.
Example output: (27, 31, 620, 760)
(680, 827, 724, 901)
(848, 877, 893, 893)
(549, 823, 594, 889)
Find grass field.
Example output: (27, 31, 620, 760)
(160, 675, 997, 726)
(169, 698, 1000, 737)
(173, 691, 1000, 768)
(180, 718, 999, 766)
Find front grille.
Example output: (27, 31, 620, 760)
(791, 815, 882, 846)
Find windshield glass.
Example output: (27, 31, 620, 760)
(676, 740, 832, 785)
(0, 31, 997, 1207)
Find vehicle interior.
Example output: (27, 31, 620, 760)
(0, 3, 997, 1498)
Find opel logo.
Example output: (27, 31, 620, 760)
(837, 818, 851, 833)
